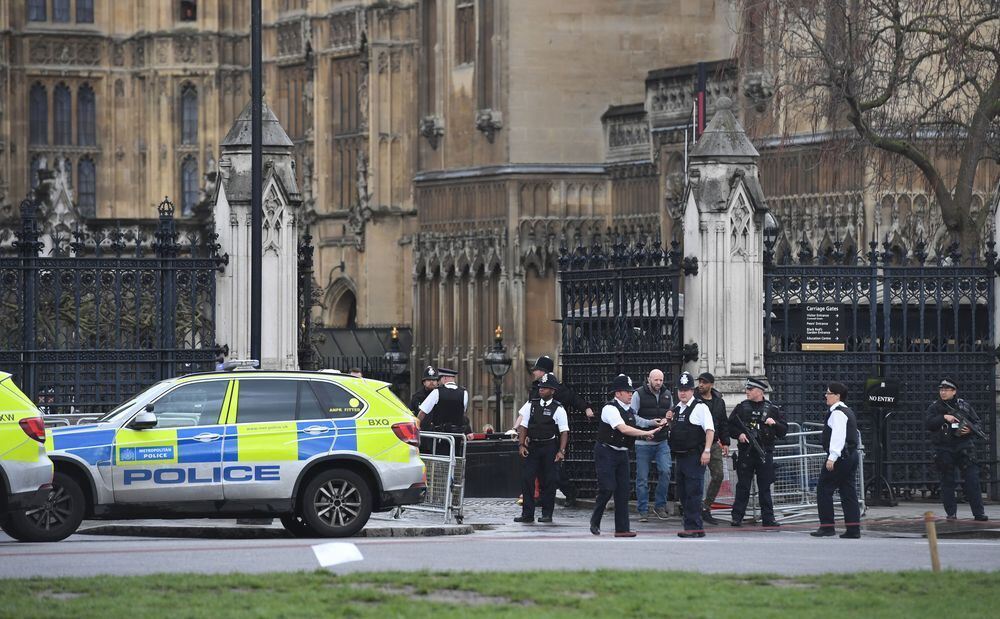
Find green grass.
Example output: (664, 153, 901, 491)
(2, 570, 998, 618)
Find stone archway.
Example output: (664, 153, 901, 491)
(325, 277, 358, 328)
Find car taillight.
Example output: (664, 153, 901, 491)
(391, 422, 420, 446)
(19, 417, 46, 443)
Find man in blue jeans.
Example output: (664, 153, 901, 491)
(629, 369, 674, 521)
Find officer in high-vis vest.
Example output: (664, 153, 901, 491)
(589, 374, 661, 537)
(668, 371, 715, 538)
(514, 372, 570, 524)
(811, 382, 862, 538)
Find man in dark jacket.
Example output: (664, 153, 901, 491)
(524, 355, 594, 505)
(925, 378, 988, 522)
(696, 372, 728, 525)
(728, 377, 788, 529)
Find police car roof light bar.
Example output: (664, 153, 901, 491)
(223, 359, 260, 371)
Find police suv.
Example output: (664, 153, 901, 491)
(0, 371, 55, 541)
(5, 365, 426, 541)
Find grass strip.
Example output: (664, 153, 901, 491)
(2, 569, 998, 618)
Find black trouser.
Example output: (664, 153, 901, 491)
(591, 442, 631, 533)
(521, 439, 558, 518)
(675, 450, 706, 532)
(935, 447, 985, 518)
(817, 450, 861, 532)
(731, 449, 775, 523)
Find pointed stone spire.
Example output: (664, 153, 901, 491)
(221, 99, 294, 148)
(689, 96, 758, 161)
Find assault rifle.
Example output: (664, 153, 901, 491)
(947, 401, 988, 441)
(731, 415, 767, 462)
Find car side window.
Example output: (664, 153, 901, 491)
(310, 381, 366, 419)
(235, 379, 298, 423)
(297, 381, 325, 420)
(150, 381, 229, 428)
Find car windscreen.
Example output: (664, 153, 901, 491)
(96, 381, 172, 424)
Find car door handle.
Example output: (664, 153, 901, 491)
(301, 425, 330, 435)
(192, 432, 222, 442)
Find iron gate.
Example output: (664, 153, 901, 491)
(558, 238, 694, 496)
(0, 196, 226, 415)
(764, 239, 997, 498)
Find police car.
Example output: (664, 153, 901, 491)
(0, 371, 55, 541)
(9, 365, 426, 541)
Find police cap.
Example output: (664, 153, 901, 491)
(610, 373, 634, 393)
(437, 367, 458, 378)
(677, 372, 695, 390)
(421, 365, 440, 381)
(746, 376, 769, 392)
(532, 355, 555, 373)
(538, 372, 561, 389)
(938, 377, 958, 390)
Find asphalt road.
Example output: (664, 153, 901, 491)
(3, 525, 999, 578)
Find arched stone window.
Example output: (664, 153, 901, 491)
(181, 83, 198, 145)
(77, 158, 97, 216)
(181, 156, 199, 216)
(180, 1, 197, 21)
(77, 84, 96, 145)
(53, 84, 72, 145)
(29, 84, 47, 145)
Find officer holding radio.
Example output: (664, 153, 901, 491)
(925, 378, 988, 522)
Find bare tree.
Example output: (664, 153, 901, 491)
(742, 0, 1000, 251)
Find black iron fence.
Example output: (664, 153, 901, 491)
(558, 238, 694, 496)
(0, 195, 226, 415)
(764, 239, 998, 498)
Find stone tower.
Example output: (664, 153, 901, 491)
(682, 96, 769, 402)
(214, 100, 301, 370)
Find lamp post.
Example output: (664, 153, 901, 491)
(763, 211, 781, 266)
(483, 325, 512, 432)
(384, 327, 409, 399)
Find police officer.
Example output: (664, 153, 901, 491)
(811, 382, 862, 538)
(410, 366, 440, 422)
(696, 372, 728, 525)
(526, 355, 594, 505)
(418, 368, 473, 453)
(728, 377, 787, 528)
(925, 378, 988, 522)
(514, 373, 570, 524)
(590, 374, 661, 537)
(668, 372, 715, 538)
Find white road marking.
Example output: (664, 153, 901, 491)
(312, 542, 364, 567)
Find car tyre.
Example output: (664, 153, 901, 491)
(300, 469, 372, 538)
(3, 472, 85, 542)
(279, 513, 315, 538)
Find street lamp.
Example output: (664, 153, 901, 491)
(483, 325, 512, 432)
(763, 211, 781, 265)
(384, 327, 409, 398)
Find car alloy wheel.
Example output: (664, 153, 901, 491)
(300, 469, 372, 538)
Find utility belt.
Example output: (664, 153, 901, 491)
(529, 436, 557, 444)
(436, 424, 465, 434)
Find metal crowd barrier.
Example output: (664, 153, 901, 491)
(743, 422, 866, 524)
(402, 431, 466, 524)
(41, 413, 102, 427)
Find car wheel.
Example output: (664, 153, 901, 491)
(300, 469, 372, 538)
(3, 472, 86, 543)
(279, 513, 315, 537)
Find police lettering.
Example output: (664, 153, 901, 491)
(123, 465, 281, 485)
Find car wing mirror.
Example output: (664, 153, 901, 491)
(129, 411, 158, 430)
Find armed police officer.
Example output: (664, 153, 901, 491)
(696, 372, 728, 525)
(590, 374, 661, 537)
(925, 378, 988, 522)
(525, 355, 594, 505)
(514, 372, 570, 524)
(417, 367, 473, 454)
(811, 382, 862, 538)
(629, 369, 673, 522)
(728, 377, 787, 529)
(668, 372, 715, 538)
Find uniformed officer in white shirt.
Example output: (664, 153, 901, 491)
(590, 374, 661, 537)
(811, 382, 862, 538)
(514, 373, 570, 524)
(668, 371, 715, 538)
(418, 368, 473, 454)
